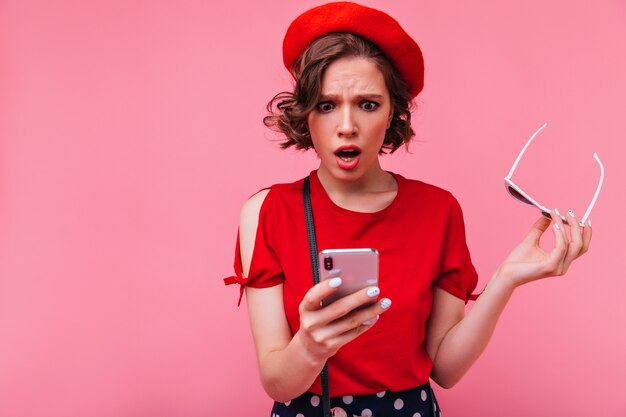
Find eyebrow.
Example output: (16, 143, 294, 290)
(319, 93, 385, 100)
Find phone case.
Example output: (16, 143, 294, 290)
(318, 248, 379, 306)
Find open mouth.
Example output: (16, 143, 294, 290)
(335, 148, 361, 161)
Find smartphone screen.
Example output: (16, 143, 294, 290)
(318, 248, 379, 306)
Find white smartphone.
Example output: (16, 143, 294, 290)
(318, 248, 379, 306)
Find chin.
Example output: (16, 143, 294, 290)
(331, 166, 367, 182)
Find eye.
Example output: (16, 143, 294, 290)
(360, 101, 379, 111)
(316, 102, 335, 113)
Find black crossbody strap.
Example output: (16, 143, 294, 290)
(303, 176, 331, 417)
(303, 177, 320, 286)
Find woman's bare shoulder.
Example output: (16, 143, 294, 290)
(240, 189, 271, 224)
(239, 189, 271, 276)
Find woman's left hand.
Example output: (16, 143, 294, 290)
(494, 209, 592, 289)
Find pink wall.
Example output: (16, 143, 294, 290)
(1, 0, 624, 416)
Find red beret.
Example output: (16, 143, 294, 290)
(283, 2, 424, 97)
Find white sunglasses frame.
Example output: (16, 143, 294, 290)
(504, 123, 604, 227)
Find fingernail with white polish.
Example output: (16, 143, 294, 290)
(554, 208, 561, 217)
(329, 277, 342, 288)
(362, 315, 379, 326)
(588, 219, 593, 228)
(554, 223, 560, 230)
(568, 209, 576, 218)
(380, 298, 392, 309)
(367, 287, 380, 298)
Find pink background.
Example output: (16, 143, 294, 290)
(1, 0, 625, 416)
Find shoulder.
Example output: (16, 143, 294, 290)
(239, 177, 307, 228)
(393, 173, 466, 227)
(239, 189, 272, 269)
(395, 173, 457, 204)
(239, 177, 306, 274)
(240, 188, 271, 226)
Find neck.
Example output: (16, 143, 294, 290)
(316, 164, 391, 195)
(315, 165, 398, 213)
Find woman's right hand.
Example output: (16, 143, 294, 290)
(294, 277, 392, 363)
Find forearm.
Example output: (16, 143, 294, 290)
(258, 330, 327, 402)
(431, 273, 515, 388)
(431, 213, 589, 388)
(244, 265, 388, 401)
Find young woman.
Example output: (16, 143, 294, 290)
(224, 3, 592, 416)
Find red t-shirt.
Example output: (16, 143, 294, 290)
(225, 170, 478, 396)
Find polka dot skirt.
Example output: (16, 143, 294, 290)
(270, 384, 441, 417)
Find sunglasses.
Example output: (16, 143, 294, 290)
(504, 123, 604, 227)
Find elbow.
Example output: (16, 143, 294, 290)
(267, 392, 293, 404)
(430, 351, 474, 389)
(261, 376, 302, 404)
(430, 367, 464, 389)
(431, 374, 460, 390)
(262, 379, 288, 403)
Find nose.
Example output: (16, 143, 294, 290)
(337, 107, 357, 138)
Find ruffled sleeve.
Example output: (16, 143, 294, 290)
(433, 194, 480, 303)
(223, 190, 285, 305)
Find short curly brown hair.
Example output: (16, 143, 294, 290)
(264, 33, 415, 153)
